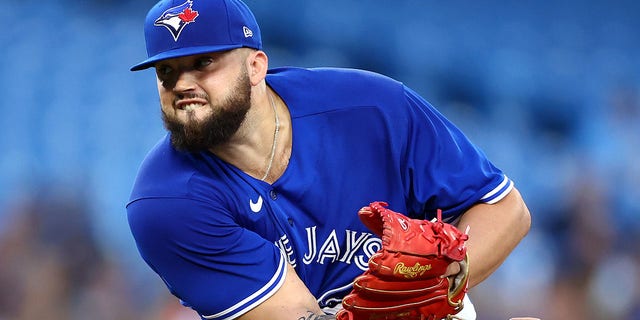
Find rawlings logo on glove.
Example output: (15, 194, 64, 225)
(393, 262, 432, 278)
(336, 202, 470, 320)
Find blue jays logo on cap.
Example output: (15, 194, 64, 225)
(154, 0, 199, 41)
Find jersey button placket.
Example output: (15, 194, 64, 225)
(268, 189, 291, 225)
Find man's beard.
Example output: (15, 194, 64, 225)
(162, 70, 251, 153)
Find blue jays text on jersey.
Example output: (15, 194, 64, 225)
(127, 67, 514, 319)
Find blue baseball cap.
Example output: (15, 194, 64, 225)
(130, 0, 262, 71)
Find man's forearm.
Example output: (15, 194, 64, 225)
(457, 187, 531, 287)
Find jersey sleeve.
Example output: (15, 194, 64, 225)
(127, 197, 286, 320)
(400, 86, 513, 219)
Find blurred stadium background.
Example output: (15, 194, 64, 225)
(1, 0, 639, 319)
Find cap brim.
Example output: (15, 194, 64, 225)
(130, 44, 243, 71)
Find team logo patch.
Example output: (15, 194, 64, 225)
(154, 0, 199, 41)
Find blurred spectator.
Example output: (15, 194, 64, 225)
(0, 186, 105, 319)
(0, 184, 202, 320)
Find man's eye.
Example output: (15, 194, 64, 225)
(196, 58, 213, 69)
(157, 65, 173, 76)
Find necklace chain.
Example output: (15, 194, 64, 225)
(261, 91, 280, 181)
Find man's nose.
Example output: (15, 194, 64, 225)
(173, 70, 197, 92)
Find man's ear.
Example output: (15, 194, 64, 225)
(247, 50, 268, 86)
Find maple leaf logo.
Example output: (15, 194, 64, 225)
(179, 8, 199, 23)
(154, 0, 199, 41)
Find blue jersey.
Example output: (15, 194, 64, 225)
(127, 67, 512, 319)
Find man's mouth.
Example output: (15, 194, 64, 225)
(182, 103, 204, 112)
(175, 97, 208, 111)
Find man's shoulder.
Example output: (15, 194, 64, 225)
(266, 67, 406, 116)
(267, 66, 401, 88)
(128, 135, 220, 203)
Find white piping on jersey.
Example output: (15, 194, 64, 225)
(202, 251, 287, 320)
(480, 175, 514, 204)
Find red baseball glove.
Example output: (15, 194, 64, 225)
(336, 201, 470, 320)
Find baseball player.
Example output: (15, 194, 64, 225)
(126, 0, 531, 319)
